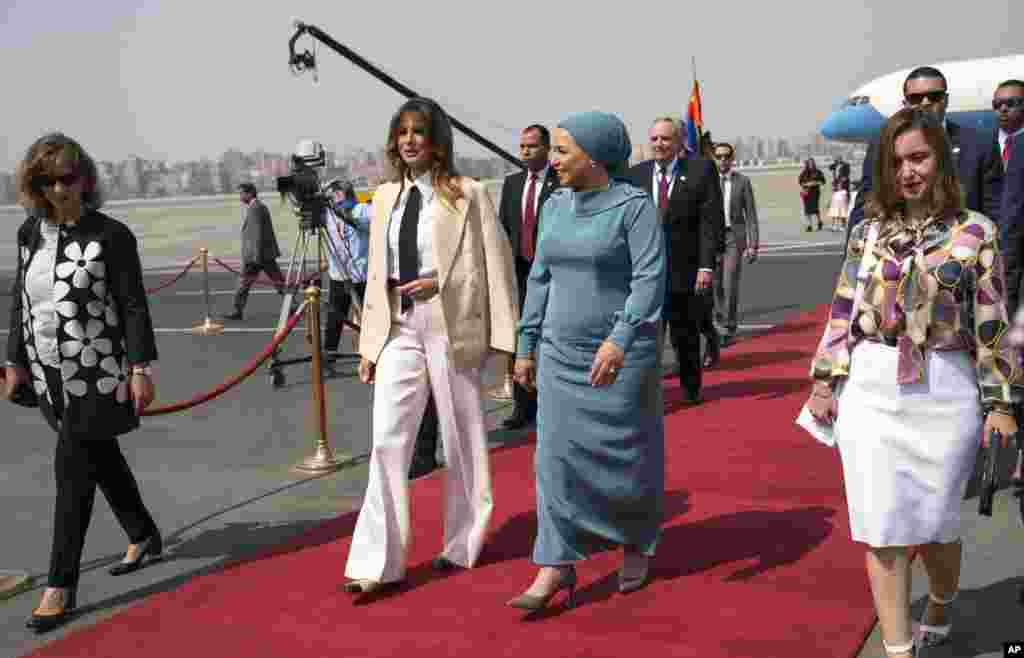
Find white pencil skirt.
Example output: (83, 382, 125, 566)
(834, 342, 982, 547)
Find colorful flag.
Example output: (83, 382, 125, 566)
(686, 79, 703, 154)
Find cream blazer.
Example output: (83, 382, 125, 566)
(359, 177, 518, 371)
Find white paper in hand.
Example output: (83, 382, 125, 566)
(796, 404, 837, 447)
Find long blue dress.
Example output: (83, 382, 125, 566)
(517, 180, 667, 565)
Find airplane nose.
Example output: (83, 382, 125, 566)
(820, 103, 886, 142)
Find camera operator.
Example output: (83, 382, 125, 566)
(322, 179, 369, 364)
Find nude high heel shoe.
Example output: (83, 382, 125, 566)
(506, 566, 577, 610)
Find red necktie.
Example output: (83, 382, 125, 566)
(1004, 134, 1014, 164)
(658, 164, 669, 210)
(521, 172, 538, 261)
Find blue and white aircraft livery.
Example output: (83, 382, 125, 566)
(820, 54, 1024, 143)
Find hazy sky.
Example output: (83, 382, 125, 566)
(1, 0, 1020, 170)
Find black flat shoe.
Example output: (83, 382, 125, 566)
(501, 412, 530, 430)
(431, 556, 460, 572)
(109, 533, 163, 576)
(27, 588, 76, 633)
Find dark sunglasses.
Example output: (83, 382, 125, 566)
(993, 97, 1024, 111)
(33, 173, 81, 189)
(904, 90, 948, 106)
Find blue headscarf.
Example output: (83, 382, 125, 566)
(557, 111, 632, 179)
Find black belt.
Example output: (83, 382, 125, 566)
(387, 279, 403, 290)
(866, 335, 900, 347)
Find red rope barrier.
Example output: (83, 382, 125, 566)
(211, 257, 325, 288)
(141, 302, 309, 417)
(145, 255, 201, 295)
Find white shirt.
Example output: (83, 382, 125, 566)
(25, 220, 61, 366)
(651, 157, 680, 204)
(387, 172, 437, 279)
(999, 126, 1024, 160)
(521, 165, 549, 217)
(720, 171, 733, 228)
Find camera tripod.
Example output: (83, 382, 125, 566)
(267, 217, 359, 388)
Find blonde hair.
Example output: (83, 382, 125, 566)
(651, 116, 683, 140)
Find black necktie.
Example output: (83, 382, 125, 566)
(398, 185, 422, 311)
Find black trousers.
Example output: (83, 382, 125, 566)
(325, 280, 366, 353)
(665, 292, 704, 396)
(413, 395, 441, 467)
(233, 260, 286, 313)
(512, 256, 537, 419)
(43, 367, 157, 588)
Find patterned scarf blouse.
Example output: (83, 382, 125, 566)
(811, 210, 1020, 408)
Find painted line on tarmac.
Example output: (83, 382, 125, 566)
(172, 289, 292, 296)
(758, 250, 842, 259)
(759, 240, 842, 253)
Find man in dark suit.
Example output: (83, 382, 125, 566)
(498, 124, 559, 429)
(1000, 137, 1024, 315)
(848, 66, 1003, 238)
(223, 183, 286, 320)
(995, 80, 1024, 175)
(626, 117, 724, 404)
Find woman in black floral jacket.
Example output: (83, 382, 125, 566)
(3, 133, 162, 633)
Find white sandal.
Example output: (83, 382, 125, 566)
(916, 590, 957, 648)
(881, 638, 915, 657)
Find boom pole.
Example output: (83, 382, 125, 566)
(288, 21, 523, 170)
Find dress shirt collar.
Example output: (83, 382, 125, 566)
(1000, 126, 1024, 141)
(527, 164, 549, 183)
(720, 170, 734, 182)
(406, 171, 436, 204)
(655, 157, 678, 176)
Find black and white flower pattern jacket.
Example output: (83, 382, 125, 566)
(6, 210, 158, 439)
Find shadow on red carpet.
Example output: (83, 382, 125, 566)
(28, 304, 876, 658)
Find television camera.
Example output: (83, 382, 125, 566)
(276, 139, 330, 231)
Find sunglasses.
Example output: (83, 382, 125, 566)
(993, 97, 1024, 111)
(904, 90, 948, 106)
(33, 173, 81, 189)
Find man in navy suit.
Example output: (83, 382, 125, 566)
(848, 66, 1003, 236)
(1000, 137, 1024, 315)
(626, 117, 723, 404)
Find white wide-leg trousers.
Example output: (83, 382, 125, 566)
(344, 295, 494, 583)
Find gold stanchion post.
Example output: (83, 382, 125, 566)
(295, 285, 347, 473)
(191, 248, 224, 336)
(487, 353, 515, 401)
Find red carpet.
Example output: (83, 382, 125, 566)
(30, 305, 876, 658)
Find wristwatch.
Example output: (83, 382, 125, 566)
(130, 364, 153, 376)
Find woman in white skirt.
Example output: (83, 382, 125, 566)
(828, 186, 849, 232)
(806, 108, 1020, 658)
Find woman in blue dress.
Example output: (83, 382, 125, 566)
(508, 112, 667, 610)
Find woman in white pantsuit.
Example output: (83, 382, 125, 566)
(343, 97, 519, 594)
(806, 108, 1020, 658)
